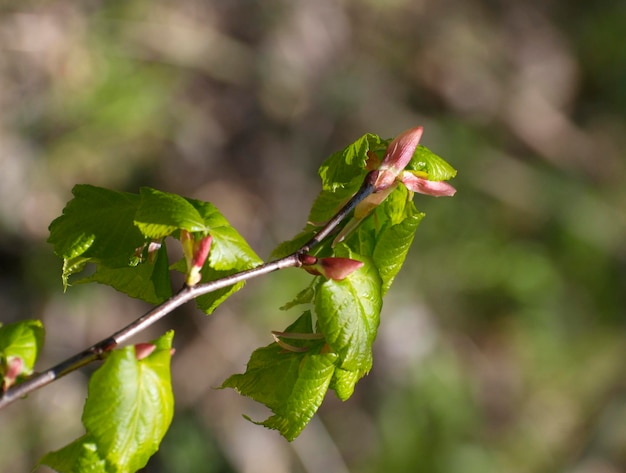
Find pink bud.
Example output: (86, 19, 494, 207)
(303, 257, 364, 280)
(373, 126, 424, 190)
(182, 233, 213, 287)
(398, 171, 457, 197)
(191, 235, 212, 269)
(134, 343, 156, 360)
(2, 357, 24, 391)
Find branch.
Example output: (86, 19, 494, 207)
(0, 175, 376, 411)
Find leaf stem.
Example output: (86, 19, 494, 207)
(0, 173, 376, 411)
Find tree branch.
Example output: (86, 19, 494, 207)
(0, 176, 376, 411)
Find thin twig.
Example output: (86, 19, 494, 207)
(0, 175, 376, 411)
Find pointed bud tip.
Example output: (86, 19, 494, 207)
(302, 256, 364, 280)
(134, 343, 156, 360)
(399, 171, 456, 197)
(375, 126, 425, 190)
(192, 234, 213, 269)
(320, 257, 364, 280)
(2, 357, 25, 391)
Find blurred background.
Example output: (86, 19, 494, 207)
(1, 1, 625, 472)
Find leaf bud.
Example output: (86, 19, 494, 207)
(134, 343, 156, 361)
(373, 126, 424, 191)
(398, 171, 457, 196)
(302, 256, 364, 280)
(2, 356, 24, 391)
(182, 232, 213, 287)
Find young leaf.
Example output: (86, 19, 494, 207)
(257, 352, 337, 441)
(0, 319, 44, 376)
(317, 133, 382, 192)
(39, 435, 107, 473)
(372, 202, 425, 295)
(407, 145, 457, 181)
(221, 312, 337, 441)
(315, 252, 382, 375)
(279, 283, 316, 311)
(185, 198, 262, 270)
(41, 331, 175, 473)
(134, 187, 207, 239)
(77, 242, 172, 304)
(329, 367, 360, 401)
(48, 185, 145, 287)
(82, 332, 174, 472)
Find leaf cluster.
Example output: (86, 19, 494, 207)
(0, 131, 456, 470)
(223, 134, 455, 439)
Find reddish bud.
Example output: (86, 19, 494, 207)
(299, 254, 318, 266)
(373, 126, 424, 190)
(303, 257, 364, 280)
(2, 356, 24, 391)
(191, 235, 212, 269)
(398, 171, 457, 197)
(134, 343, 156, 360)
(181, 232, 213, 287)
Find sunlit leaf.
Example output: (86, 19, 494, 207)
(77, 243, 172, 304)
(48, 185, 145, 287)
(0, 319, 44, 375)
(408, 145, 457, 181)
(318, 133, 380, 192)
(221, 312, 337, 441)
(373, 202, 424, 294)
(315, 252, 382, 374)
(135, 187, 207, 239)
(39, 435, 107, 473)
(185, 198, 262, 270)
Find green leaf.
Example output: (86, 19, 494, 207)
(318, 133, 381, 192)
(373, 202, 425, 295)
(329, 367, 360, 401)
(279, 283, 316, 311)
(185, 198, 262, 270)
(77, 242, 172, 304)
(82, 331, 174, 472)
(380, 182, 411, 225)
(222, 312, 337, 441)
(408, 145, 457, 181)
(39, 435, 107, 473)
(48, 185, 145, 287)
(257, 352, 337, 441)
(315, 252, 382, 374)
(0, 319, 44, 375)
(83, 334, 174, 472)
(135, 187, 207, 239)
(39, 332, 174, 472)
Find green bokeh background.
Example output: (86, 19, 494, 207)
(1, 1, 625, 472)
